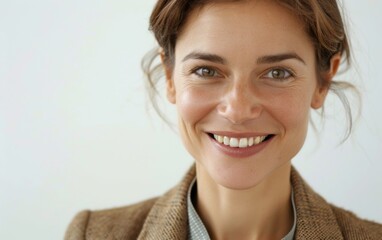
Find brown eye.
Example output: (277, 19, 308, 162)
(265, 68, 292, 80)
(195, 67, 218, 78)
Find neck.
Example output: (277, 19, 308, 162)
(194, 163, 293, 240)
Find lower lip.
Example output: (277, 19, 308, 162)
(208, 134, 273, 158)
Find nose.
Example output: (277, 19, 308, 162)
(217, 81, 263, 124)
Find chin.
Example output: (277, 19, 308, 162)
(199, 156, 293, 191)
(202, 159, 271, 190)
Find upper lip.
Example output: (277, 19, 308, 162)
(207, 131, 271, 138)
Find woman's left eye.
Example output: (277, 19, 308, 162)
(264, 68, 292, 80)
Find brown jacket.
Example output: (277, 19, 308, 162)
(65, 166, 382, 239)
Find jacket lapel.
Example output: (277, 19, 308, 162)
(138, 165, 344, 239)
(291, 167, 344, 239)
(137, 166, 196, 240)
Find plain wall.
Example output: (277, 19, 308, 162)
(1, 0, 381, 239)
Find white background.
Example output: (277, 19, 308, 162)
(1, 0, 381, 239)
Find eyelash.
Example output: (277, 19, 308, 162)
(191, 66, 220, 79)
(190, 66, 295, 81)
(263, 67, 294, 81)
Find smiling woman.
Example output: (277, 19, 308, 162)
(65, 0, 382, 239)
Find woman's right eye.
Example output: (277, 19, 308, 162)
(193, 67, 219, 78)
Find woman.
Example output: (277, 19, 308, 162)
(65, 0, 382, 239)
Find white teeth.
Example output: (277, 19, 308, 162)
(239, 138, 248, 148)
(214, 134, 224, 143)
(254, 136, 261, 144)
(212, 134, 269, 148)
(229, 138, 239, 147)
(248, 137, 254, 147)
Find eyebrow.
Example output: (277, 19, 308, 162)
(182, 52, 226, 64)
(182, 51, 306, 65)
(257, 53, 306, 65)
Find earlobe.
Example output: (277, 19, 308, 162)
(160, 49, 176, 104)
(311, 53, 341, 109)
(166, 77, 176, 104)
(311, 90, 327, 109)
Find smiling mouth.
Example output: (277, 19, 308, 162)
(207, 133, 275, 148)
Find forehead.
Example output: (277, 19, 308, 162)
(175, 0, 314, 64)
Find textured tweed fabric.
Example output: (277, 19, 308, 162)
(65, 166, 382, 240)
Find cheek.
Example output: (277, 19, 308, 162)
(176, 85, 218, 125)
(266, 88, 313, 132)
(175, 85, 219, 160)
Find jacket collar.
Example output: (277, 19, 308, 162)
(138, 165, 344, 239)
(291, 167, 344, 239)
(138, 166, 195, 240)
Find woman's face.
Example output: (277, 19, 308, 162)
(166, 0, 331, 189)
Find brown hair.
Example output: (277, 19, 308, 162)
(142, 0, 359, 141)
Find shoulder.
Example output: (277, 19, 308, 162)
(291, 167, 382, 239)
(64, 166, 196, 240)
(330, 204, 382, 239)
(64, 197, 158, 240)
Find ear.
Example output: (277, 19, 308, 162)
(160, 49, 176, 104)
(311, 53, 341, 109)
